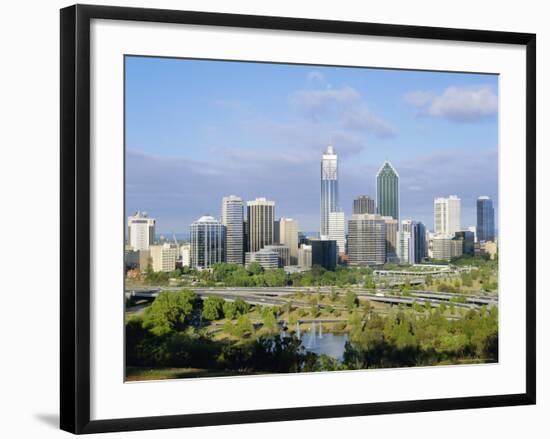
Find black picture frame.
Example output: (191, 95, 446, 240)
(60, 4, 536, 434)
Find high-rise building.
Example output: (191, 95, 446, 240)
(328, 211, 346, 255)
(397, 219, 413, 264)
(263, 244, 290, 268)
(279, 217, 299, 265)
(245, 248, 279, 270)
(298, 244, 312, 268)
(477, 196, 495, 242)
(454, 231, 475, 256)
(347, 214, 386, 266)
(190, 215, 225, 269)
(320, 145, 339, 237)
(376, 161, 399, 222)
(273, 219, 280, 244)
(353, 195, 375, 215)
(247, 198, 275, 253)
(310, 238, 337, 271)
(127, 211, 156, 251)
(411, 221, 427, 263)
(149, 243, 178, 272)
(434, 195, 461, 237)
(431, 236, 452, 261)
(221, 195, 244, 264)
(382, 215, 398, 262)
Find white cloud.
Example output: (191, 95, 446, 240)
(342, 105, 398, 138)
(404, 85, 498, 122)
(291, 85, 396, 138)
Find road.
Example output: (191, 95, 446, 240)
(126, 285, 497, 310)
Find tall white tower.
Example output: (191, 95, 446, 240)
(222, 195, 244, 264)
(127, 211, 155, 251)
(434, 195, 461, 237)
(320, 145, 338, 237)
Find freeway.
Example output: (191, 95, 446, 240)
(126, 286, 496, 310)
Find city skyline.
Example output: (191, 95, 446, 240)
(126, 56, 498, 233)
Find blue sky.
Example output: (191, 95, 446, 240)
(125, 56, 498, 234)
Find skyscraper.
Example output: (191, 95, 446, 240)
(434, 195, 461, 237)
(397, 220, 413, 264)
(279, 217, 299, 265)
(190, 215, 225, 269)
(328, 211, 346, 255)
(320, 145, 338, 237)
(382, 215, 398, 261)
(353, 195, 375, 215)
(477, 196, 495, 242)
(376, 161, 399, 222)
(247, 197, 275, 253)
(411, 221, 427, 263)
(127, 211, 155, 251)
(347, 214, 386, 266)
(221, 195, 244, 264)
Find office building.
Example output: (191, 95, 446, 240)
(124, 249, 150, 271)
(127, 211, 156, 251)
(298, 244, 312, 268)
(411, 221, 427, 263)
(353, 195, 375, 215)
(149, 243, 178, 272)
(274, 219, 280, 244)
(382, 215, 399, 261)
(247, 198, 275, 253)
(310, 238, 337, 271)
(263, 244, 290, 267)
(347, 214, 386, 266)
(431, 235, 462, 261)
(320, 145, 339, 237)
(376, 161, 399, 221)
(328, 211, 346, 255)
(434, 195, 461, 237)
(279, 217, 299, 265)
(397, 220, 413, 264)
(477, 196, 496, 242)
(245, 248, 279, 270)
(180, 243, 191, 267)
(454, 231, 475, 256)
(190, 215, 225, 269)
(483, 240, 498, 260)
(221, 195, 244, 264)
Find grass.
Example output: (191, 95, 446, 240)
(125, 367, 260, 381)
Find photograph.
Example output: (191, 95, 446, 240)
(123, 56, 499, 381)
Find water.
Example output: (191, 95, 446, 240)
(291, 323, 348, 360)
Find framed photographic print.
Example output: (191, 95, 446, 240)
(60, 4, 536, 434)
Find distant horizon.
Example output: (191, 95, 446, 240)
(126, 56, 498, 234)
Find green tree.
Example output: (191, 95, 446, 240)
(247, 262, 263, 276)
(345, 291, 358, 312)
(202, 296, 225, 321)
(223, 301, 238, 320)
(363, 275, 376, 289)
(234, 315, 255, 337)
(142, 290, 198, 336)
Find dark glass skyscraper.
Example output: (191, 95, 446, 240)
(320, 145, 338, 237)
(411, 221, 427, 263)
(376, 161, 399, 222)
(477, 196, 495, 242)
